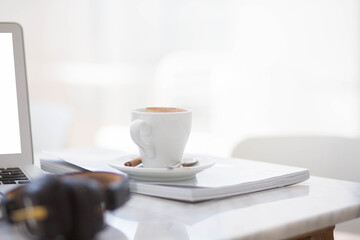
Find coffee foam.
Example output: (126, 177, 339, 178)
(144, 107, 186, 113)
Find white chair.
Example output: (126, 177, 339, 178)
(231, 135, 360, 236)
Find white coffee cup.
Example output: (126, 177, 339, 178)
(130, 107, 192, 168)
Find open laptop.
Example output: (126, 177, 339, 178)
(0, 22, 43, 194)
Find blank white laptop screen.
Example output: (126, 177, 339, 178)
(0, 23, 34, 168)
(0, 33, 21, 154)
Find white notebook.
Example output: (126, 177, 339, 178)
(129, 157, 309, 202)
(40, 148, 309, 202)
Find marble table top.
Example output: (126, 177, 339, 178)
(1, 176, 359, 239)
(106, 176, 360, 240)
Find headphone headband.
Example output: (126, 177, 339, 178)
(60, 171, 130, 210)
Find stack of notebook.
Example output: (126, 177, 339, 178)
(40, 148, 309, 202)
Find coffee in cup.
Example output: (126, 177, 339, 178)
(130, 107, 192, 168)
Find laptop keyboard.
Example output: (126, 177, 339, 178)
(0, 168, 30, 185)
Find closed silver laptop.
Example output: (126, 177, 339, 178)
(0, 22, 43, 194)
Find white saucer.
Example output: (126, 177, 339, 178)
(108, 154, 215, 182)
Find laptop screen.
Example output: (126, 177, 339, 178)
(0, 32, 22, 154)
(0, 23, 33, 166)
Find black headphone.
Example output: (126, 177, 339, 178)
(1, 171, 130, 240)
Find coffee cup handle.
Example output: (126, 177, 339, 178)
(130, 119, 155, 159)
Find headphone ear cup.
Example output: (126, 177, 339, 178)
(18, 175, 73, 238)
(61, 178, 104, 240)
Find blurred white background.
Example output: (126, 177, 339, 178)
(0, 0, 359, 156)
